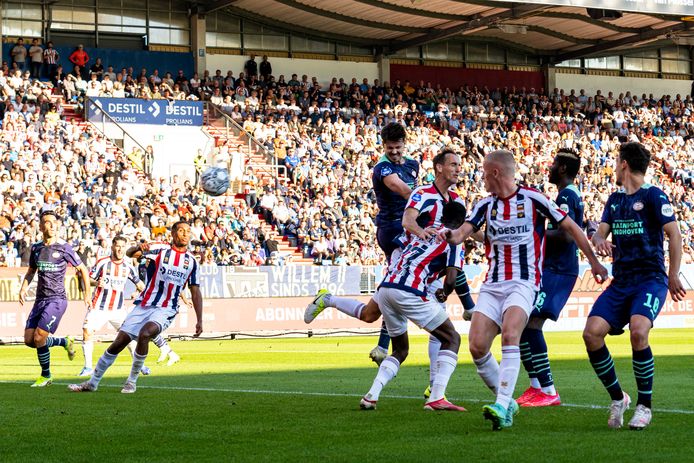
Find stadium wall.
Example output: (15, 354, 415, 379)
(2, 265, 694, 339)
(389, 64, 545, 91)
(205, 54, 379, 87)
(554, 73, 693, 98)
(1, 44, 193, 77)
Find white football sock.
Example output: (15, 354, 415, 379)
(90, 350, 118, 387)
(127, 352, 147, 384)
(365, 356, 400, 401)
(474, 352, 499, 395)
(496, 346, 521, 409)
(325, 295, 365, 319)
(126, 340, 137, 359)
(429, 350, 457, 402)
(542, 385, 557, 396)
(530, 377, 541, 389)
(82, 340, 94, 369)
(428, 335, 441, 386)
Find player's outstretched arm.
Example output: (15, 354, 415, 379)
(438, 222, 475, 245)
(403, 208, 435, 240)
(663, 222, 686, 301)
(18, 267, 36, 306)
(126, 242, 149, 259)
(435, 267, 458, 303)
(591, 222, 614, 257)
(189, 285, 203, 337)
(560, 217, 608, 283)
(77, 264, 92, 308)
(383, 174, 413, 200)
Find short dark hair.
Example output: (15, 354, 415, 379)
(433, 148, 458, 168)
(39, 210, 59, 221)
(441, 201, 467, 229)
(619, 142, 650, 175)
(112, 235, 127, 245)
(172, 221, 189, 234)
(380, 122, 406, 143)
(555, 148, 581, 179)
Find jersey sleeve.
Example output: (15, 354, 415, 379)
(405, 187, 426, 212)
(649, 187, 676, 228)
(90, 259, 106, 280)
(127, 264, 141, 285)
(63, 244, 83, 267)
(143, 243, 167, 260)
(466, 198, 489, 231)
(529, 191, 567, 227)
(549, 190, 578, 230)
(29, 245, 39, 269)
(601, 194, 615, 225)
(187, 258, 200, 286)
(446, 243, 464, 271)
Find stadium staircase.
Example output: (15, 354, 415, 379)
(203, 105, 312, 264)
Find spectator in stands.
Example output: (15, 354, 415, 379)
(90, 57, 104, 79)
(69, 44, 89, 73)
(10, 38, 27, 71)
(28, 39, 43, 79)
(259, 55, 272, 81)
(245, 54, 258, 79)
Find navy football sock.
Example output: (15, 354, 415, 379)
(37, 345, 51, 378)
(519, 329, 537, 380)
(633, 347, 654, 409)
(377, 321, 390, 350)
(588, 344, 623, 401)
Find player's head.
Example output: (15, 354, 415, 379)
(111, 235, 127, 261)
(171, 221, 192, 249)
(617, 142, 650, 186)
(433, 148, 462, 187)
(549, 148, 581, 186)
(441, 201, 467, 229)
(39, 210, 59, 239)
(381, 122, 406, 164)
(482, 150, 515, 194)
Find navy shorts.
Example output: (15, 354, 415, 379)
(376, 222, 404, 263)
(25, 298, 68, 334)
(531, 270, 577, 321)
(589, 277, 668, 335)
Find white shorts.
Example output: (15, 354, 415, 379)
(374, 286, 449, 337)
(83, 308, 130, 332)
(119, 305, 177, 339)
(474, 280, 537, 327)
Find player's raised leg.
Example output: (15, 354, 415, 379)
(122, 321, 161, 393)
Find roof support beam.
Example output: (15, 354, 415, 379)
(526, 25, 598, 45)
(351, 0, 472, 22)
(271, 0, 432, 33)
(200, 0, 242, 14)
(387, 4, 549, 53)
(536, 12, 642, 34)
(551, 22, 688, 63)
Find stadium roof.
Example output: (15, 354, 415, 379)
(196, 0, 694, 62)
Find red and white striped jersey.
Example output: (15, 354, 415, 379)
(134, 243, 200, 311)
(381, 235, 464, 297)
(406, 184, 463, 229)
(90, 257, 140, 310)
(467, 186, 567, 288)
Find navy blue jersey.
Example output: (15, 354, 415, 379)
(544, 184, 584, 276)
(372, 156, 419, 226)
(29, 240, 82, 300)
(601, 184, 675, 281)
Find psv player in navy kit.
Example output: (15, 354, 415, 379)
(370, 122, 419, 364)
(585, 142, 686, 430)
(517, 149, 584, 407)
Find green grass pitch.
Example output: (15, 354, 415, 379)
(2, 329, 693, 462)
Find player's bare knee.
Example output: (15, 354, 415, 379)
(362, 308, 380, 323)
(630, 329, 649, 350)
(24, 338, 35, 347)
(391, 348, 408, 364)
(582, 328, 602, 350)
(469, 340, 488, 359)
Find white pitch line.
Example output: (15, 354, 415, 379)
(1, 380, 693, 415)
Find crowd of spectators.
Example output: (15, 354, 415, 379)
(1, 42, 694, 268)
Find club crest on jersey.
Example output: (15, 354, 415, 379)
(381, 166, 393, 177)
(517, 203, 525, 218)
(411, 193, 422, 202)
(183, 256, 190, 270)
(491, 207, 497, 218)
(633, 201, 644, 211)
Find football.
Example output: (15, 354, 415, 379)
(200, 167, 230, 196)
